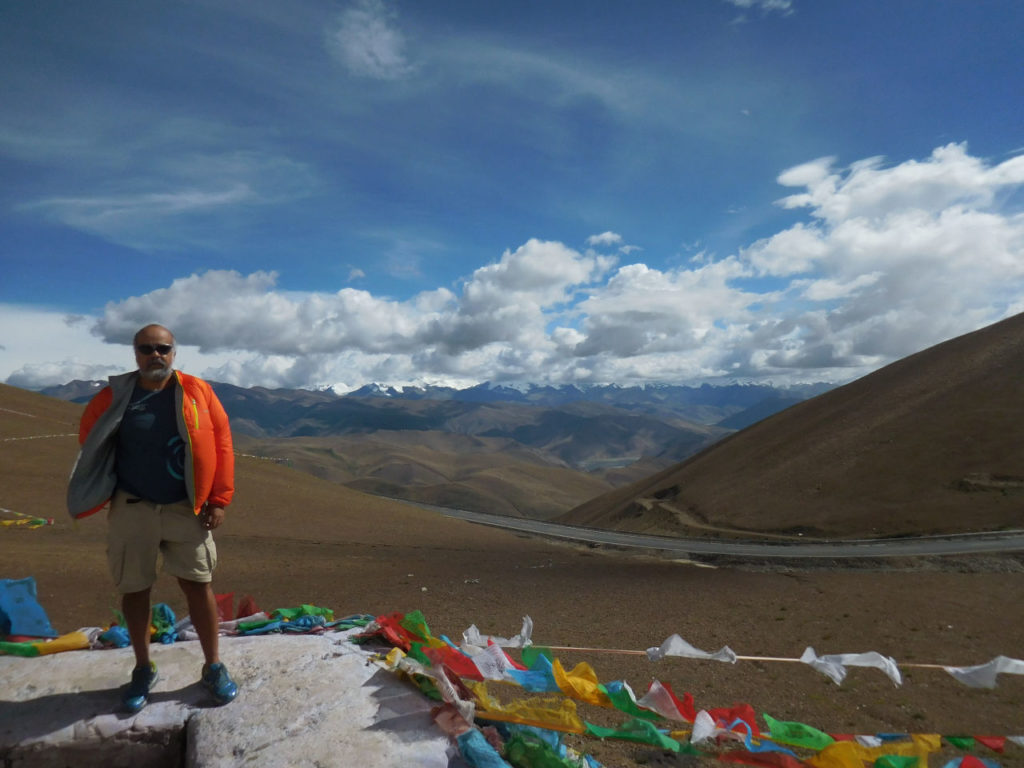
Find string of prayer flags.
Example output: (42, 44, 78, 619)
(800, 647, 903, 686)
(647, 633, 738, 663)
(943, 656, 1024, 689)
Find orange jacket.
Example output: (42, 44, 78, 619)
(67, 370, 234, 518)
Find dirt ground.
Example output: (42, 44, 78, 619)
(7, 505, 1024, 767)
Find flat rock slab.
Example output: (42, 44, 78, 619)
(0, 630, 450, 767)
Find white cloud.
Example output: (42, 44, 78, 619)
(326, 0, 413, 80)
(0, 305, 230, 388)
(586, 231, 623, 248)
(6, 143, 1023, 391)
(20, 150, 316, 251)
(723, 0, 794, 14)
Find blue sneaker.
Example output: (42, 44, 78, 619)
(201, 662, 238, 705)
(121, 662, 159, 713)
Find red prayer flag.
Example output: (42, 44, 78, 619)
(656, 681, 697, 722)
(719, 749, 807, 768)
(975, 736, 1006, 754)
(215, 592, 234, 622)
(236, 594, 260, 619)
(710, 702, 761, 738)
(424, 646, 484, 681)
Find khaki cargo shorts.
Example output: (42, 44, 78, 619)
(107, 489, 218, 593)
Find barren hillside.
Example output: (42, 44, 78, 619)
(560, 312, 1024, 538)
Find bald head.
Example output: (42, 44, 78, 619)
(133, 324, 177, 389)
(133, 324, 175, 347)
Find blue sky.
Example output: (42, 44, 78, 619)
(2, 0, 1022, 391)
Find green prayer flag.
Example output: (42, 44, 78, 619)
(875, 756, 918, 768)
(598, 683, 661, 721)
(236, 618, 275, 632)
(271, 604, 335, 621)
(504, 732, 587, 768)
(521, 646, 553, 668)
(0, 639, 41, 657)
(944, 736, 975, 750)
(400, 610, 432, 641)
(584, 718, 682, 752)
(411, 674, 442, 701)
(763, 713, 835, 750)
(406, 642, 432, 666)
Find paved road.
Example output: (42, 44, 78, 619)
(432, 506, 1024, 559)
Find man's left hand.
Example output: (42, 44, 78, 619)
(203, 506, 226, 530)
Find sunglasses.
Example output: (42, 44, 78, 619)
(136, 343, 174, 355)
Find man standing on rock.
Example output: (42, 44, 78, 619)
(68, 323, 238, 712)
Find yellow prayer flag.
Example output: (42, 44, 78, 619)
(468, 681, 585, 734)
(34, 631, 90, 656)
(552, 658, 612, 707)
(809, 734, 942, 768)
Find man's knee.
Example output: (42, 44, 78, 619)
(177, 577, 213, 595)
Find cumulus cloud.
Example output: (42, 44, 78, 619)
(586, 231, 642, 256)
(740, 143, 1024, 370)
(327, 0, 413, 80)
(586, 231, 623, 248)
(6, 143, 1023, 391)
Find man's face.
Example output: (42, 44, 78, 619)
(134, 327, 176, 383)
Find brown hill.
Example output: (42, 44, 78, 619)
(234, 431, 612, 519)
(560, 312, 1024, 538)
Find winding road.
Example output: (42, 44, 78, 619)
(432, 506, 1024, 559)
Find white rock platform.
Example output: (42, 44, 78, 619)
(0, 630, 451, 767)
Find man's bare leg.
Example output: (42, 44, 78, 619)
(178, 577, 238, 704)
(178, 578, 220, 666)
(122, 588, 152, 669)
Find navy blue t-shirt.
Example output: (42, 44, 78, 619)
(116, 380, 188, 504)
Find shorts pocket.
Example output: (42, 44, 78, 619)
(107, 541, 126, 590)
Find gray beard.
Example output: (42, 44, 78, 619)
(139, 365, 173, 383)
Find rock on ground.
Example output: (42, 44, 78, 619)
(0, 630, 450, 767)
